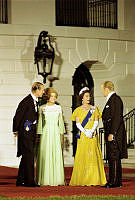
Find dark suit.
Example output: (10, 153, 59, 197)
(102, 93, 128, 186)
(13, 94, 38, 186)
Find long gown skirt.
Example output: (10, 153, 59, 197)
(70, 134, 107, 186)
(36, 113, 65, 186)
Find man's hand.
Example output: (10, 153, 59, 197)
(108, 134, 114, 141)
(13, 132, 18, 137)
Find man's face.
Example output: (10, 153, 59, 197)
(36, 85, 44, 98)
(101, 84, 108, 97)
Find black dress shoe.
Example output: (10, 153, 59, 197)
(24, 184, 40, 187)
(16, 182, 25, 186)
(101, 183, 110, 188)
(102, 183, 122, 188)
(107, 184, 122, 188)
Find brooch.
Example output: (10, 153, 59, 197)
(24, 120, 32, 132)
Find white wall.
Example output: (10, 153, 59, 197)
(11, 0, 55, 25)
(124, 0, 135, 30)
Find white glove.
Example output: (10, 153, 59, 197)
(76, 121, 98, 137)
(85, 129, 93, 138)
(85, 121, 98, 138)
(90, 120, 98, 134)
(76, 122, 86, 134)
(90, 121, 98, 133)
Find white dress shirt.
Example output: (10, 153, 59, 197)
(106, 91, 115, 103)
(31, 92, 38, 112)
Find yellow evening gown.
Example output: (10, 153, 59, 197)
(69, 106, 107, 186)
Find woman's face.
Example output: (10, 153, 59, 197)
(82, 92, 90, 104)
(48, 92, 57, 104)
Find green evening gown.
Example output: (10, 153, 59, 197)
(36, 104, 65, 186)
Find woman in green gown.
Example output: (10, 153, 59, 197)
(36, 87, 65, 186)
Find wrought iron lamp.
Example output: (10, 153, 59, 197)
(34, 31, 55, 83)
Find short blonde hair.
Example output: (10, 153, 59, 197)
(102, 81, 114, 91)
(31, 82, 44, 92)
(44, 87, 58, 100)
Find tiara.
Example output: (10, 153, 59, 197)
(79, 87, 89, 95)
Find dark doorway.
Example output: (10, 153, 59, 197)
(72, 63, 94, 156)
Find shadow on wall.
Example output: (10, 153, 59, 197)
(20, 34, 63, 87)
(21, 34, 36, 85)
(116, 75, 135, 112)
(47, 36, 63, 87)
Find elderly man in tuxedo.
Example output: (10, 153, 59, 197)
(13, 82, 44, 187)
(101, 81, 128, 188)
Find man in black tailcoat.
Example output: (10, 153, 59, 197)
(13, 82, 44, 187)
(101, 81, 128, 188)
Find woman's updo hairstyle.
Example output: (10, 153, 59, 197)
(44, 87, 58, 100)
(79, 87, 90, 101)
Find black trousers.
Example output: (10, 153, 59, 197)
(108, 158, 122, 185)
(17, 132, 35, 185)
(106, 140, 122, 185)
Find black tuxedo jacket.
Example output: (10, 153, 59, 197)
(13, 94, 38, 157)
(102, 93, 128, 159)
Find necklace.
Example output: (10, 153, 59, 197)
(81, 105, 90, 111)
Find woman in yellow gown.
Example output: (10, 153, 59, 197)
(69, 87, 107, 186)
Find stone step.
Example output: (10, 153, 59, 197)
(127, 149, 135, 159)
(122, 149, 135, 164)
(122, 163, 135, 169)
(0, 144, 20, 167)
(122, 158, 135, 164)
